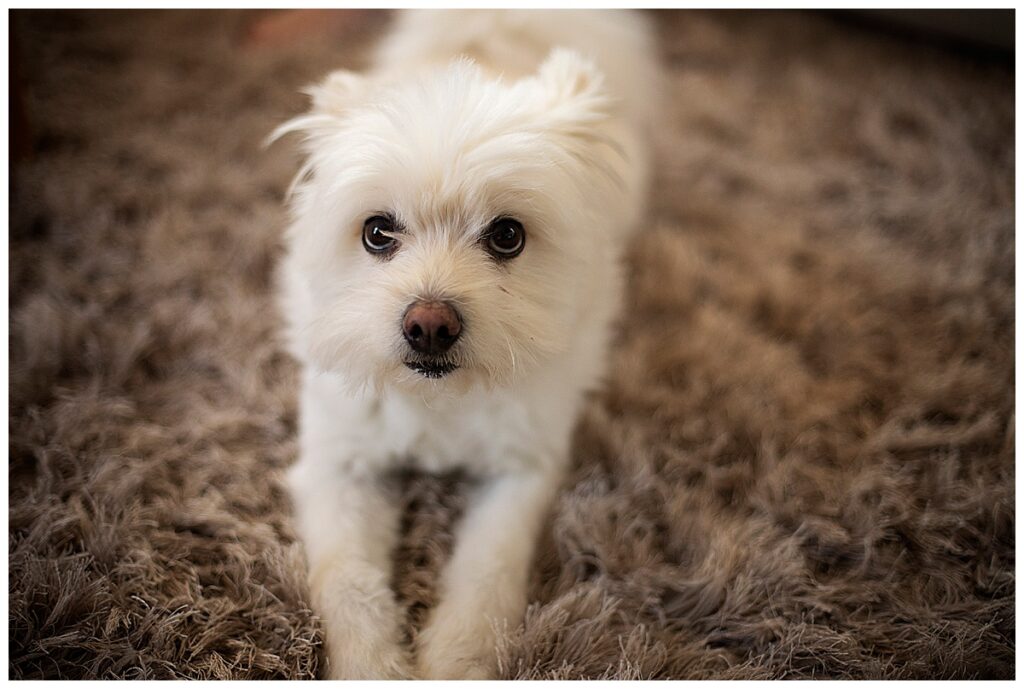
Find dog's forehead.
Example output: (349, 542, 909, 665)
(338, 67, 570, 235)
(370, 127, 546, 235)
(406, 192, 484, 234)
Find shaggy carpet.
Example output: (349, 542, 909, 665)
(9, 10, 1014, 680)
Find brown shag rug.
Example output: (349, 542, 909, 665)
(9, 9, 1014, 680)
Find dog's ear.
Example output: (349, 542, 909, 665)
(530, 49, 622, 161)
(534, 49, 617, 126)
(530, 50, 627, 191)
(536, 49, 606, 106)
(530, 49, 615, 142)
(267, 69, 367, 145)
(306, 69, 368, 117)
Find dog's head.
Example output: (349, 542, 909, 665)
(276, 51, 629, 393)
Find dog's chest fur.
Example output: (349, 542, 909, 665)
(299, 345, 602, 477)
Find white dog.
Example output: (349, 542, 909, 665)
(273, 9, 659, 679)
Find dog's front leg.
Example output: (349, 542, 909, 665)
(289, 462, 410, 679)
(415, 467, 561, 679)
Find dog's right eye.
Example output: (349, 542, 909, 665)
(362, 215, 399, 256)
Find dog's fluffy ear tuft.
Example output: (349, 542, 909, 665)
(266, 69, 367, 146)
(537, 49, 607, 106)
(306, 69, 367, 116)
(530, 49, 614, 137)
(531, 49, 625, 193)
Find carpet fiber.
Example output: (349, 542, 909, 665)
(9, 10, 1014, 679)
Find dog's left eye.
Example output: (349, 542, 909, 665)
(483, 217, 525, 259)
(362, 215, 399, 255)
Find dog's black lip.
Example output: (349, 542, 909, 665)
(404, 360, 459, 379)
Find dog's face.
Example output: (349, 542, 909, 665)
(279, 52, 624, 393)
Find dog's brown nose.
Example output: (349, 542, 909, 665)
(403, 300, 462, 355)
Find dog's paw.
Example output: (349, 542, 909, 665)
(323, 631, 412, 680)
(415, 613, 498, 680)
(416, 649, 493, 681)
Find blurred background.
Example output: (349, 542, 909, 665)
(9, 9, 1014, 172)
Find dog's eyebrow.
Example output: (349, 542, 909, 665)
(373, 211, 408, 233)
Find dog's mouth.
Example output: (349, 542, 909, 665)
(404, 359, 459, 379)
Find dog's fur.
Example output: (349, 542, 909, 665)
(274, 9, 659, 679)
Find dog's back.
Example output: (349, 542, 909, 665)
(374, 9, 661, 135)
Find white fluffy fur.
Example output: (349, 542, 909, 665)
(275, 9, 659, 679)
